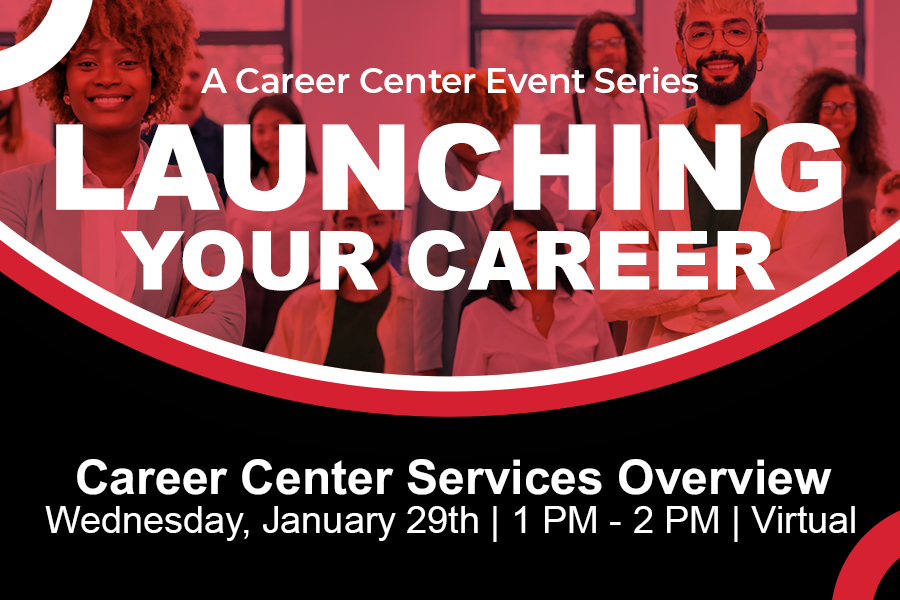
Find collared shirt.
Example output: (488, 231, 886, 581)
(540, 85, 669, 230)
(588, 102, 848, 354)
(142, 112, 226, 202)
(80, 143, 145, 301)
(265, 265, 416, 375)
(458, 163, 497, 241)
(226, 167, 326, 277)
(453, 288, 617, 376)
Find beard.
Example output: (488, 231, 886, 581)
(338, 239, 394, 287)
(363, 239, 393, 274)
(688, 48, 758, 106)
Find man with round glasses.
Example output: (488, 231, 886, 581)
(586, 0, 847, 354)
(539, 10, 668, 233)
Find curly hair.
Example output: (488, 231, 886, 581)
(16, 0, 198, 124)
(675, 0, 766, 38)
(788, 68, 887, 175)
(419, 69, 520, 142)
(879, 171, 900, 197)
(568, 11, 644, 79)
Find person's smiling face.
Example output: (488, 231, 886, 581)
(65, 36, 154, 134)
(676, 5, 767, 106)
(819, 84, 857, 143)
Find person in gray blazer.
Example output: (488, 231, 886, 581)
(411, 70, 520, 376)
(0, 0, 244, 345)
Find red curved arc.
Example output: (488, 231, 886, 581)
(1, 235, 899, 416)
(834, 511, 900, 600)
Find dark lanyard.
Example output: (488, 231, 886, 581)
(572, 92, 652, 141)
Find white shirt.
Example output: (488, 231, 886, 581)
(453, 288, 617, 376)
(226, 167, 326, 277)
(540, 85, 669, 230)
(458, 163, 497, 238)
(80, 144, 144, 301)
(266, 265, 415, 374)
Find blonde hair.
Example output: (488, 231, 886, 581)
(347, 182, 379, 213)
(675, 0, 766, 37)
(878, 171, 900, 197)
(332, 182, 392, 222)
(419, 69, 520, 142)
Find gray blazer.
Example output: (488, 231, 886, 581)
(0, 159, 245, 344)
(412, 152, 503, 375)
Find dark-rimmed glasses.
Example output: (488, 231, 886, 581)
(820, 101, 857, 116)
(682, 19, 759, 49)
(588, 37, 625, 52)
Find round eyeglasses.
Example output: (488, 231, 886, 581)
(682, 20, 759, 49)
(588, 37, 626, 52)
(820, 101, 857, 116)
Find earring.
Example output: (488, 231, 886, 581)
(757, 60, 765, 72)
(63, 94, 70, 105)
(682, 66, 688, 76)
(150, 95, 156, 103)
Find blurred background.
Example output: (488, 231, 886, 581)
(2, 0, 897, 174)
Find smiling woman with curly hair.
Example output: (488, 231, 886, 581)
(16, 0, 197, 125)
(0, 0, 245, 345)
(789, 68, 891, 254)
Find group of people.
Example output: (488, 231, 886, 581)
(1, 0, 898, 378)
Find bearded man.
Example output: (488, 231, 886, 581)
(587, 0, 847, 353)
(266, 183, 414, 374)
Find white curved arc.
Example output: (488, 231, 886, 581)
(0, 0, 93, 91)
(1, 216, 898, 393)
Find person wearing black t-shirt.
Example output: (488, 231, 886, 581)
(588, 0, 847, 353)
(266, 183, 415, 374)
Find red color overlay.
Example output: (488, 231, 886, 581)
(1, 234, 898, 416)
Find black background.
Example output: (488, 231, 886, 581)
(5, 268, 897, 596)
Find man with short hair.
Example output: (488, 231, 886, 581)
(871, 171, 900, 237)
(266, 184, 415, 374)
(540, 10, 669, 232)
(142, 50, 227, 202)
(587, 0, 847, 353)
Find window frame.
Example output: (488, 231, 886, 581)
(469, 0, 644, 68)
(196, 0, 293, 75)
(469, 0, 864, 75)
(0, 1, 293, 79)
(764, 0, 865, 77)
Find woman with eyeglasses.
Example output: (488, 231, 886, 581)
(226, 94, 325, 351)
(453, 205, 616, 377)
(789, 68, 890, 254)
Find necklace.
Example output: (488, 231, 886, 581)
(530, 293, 554, 322)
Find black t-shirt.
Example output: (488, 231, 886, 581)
(687, 116, 768, 248)
(323, 284, 392, 373)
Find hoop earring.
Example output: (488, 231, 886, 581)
(682, 66, 688, 76)
(757, 60, 764, 72)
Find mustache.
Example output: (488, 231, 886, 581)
(695, 52, 745, 70)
